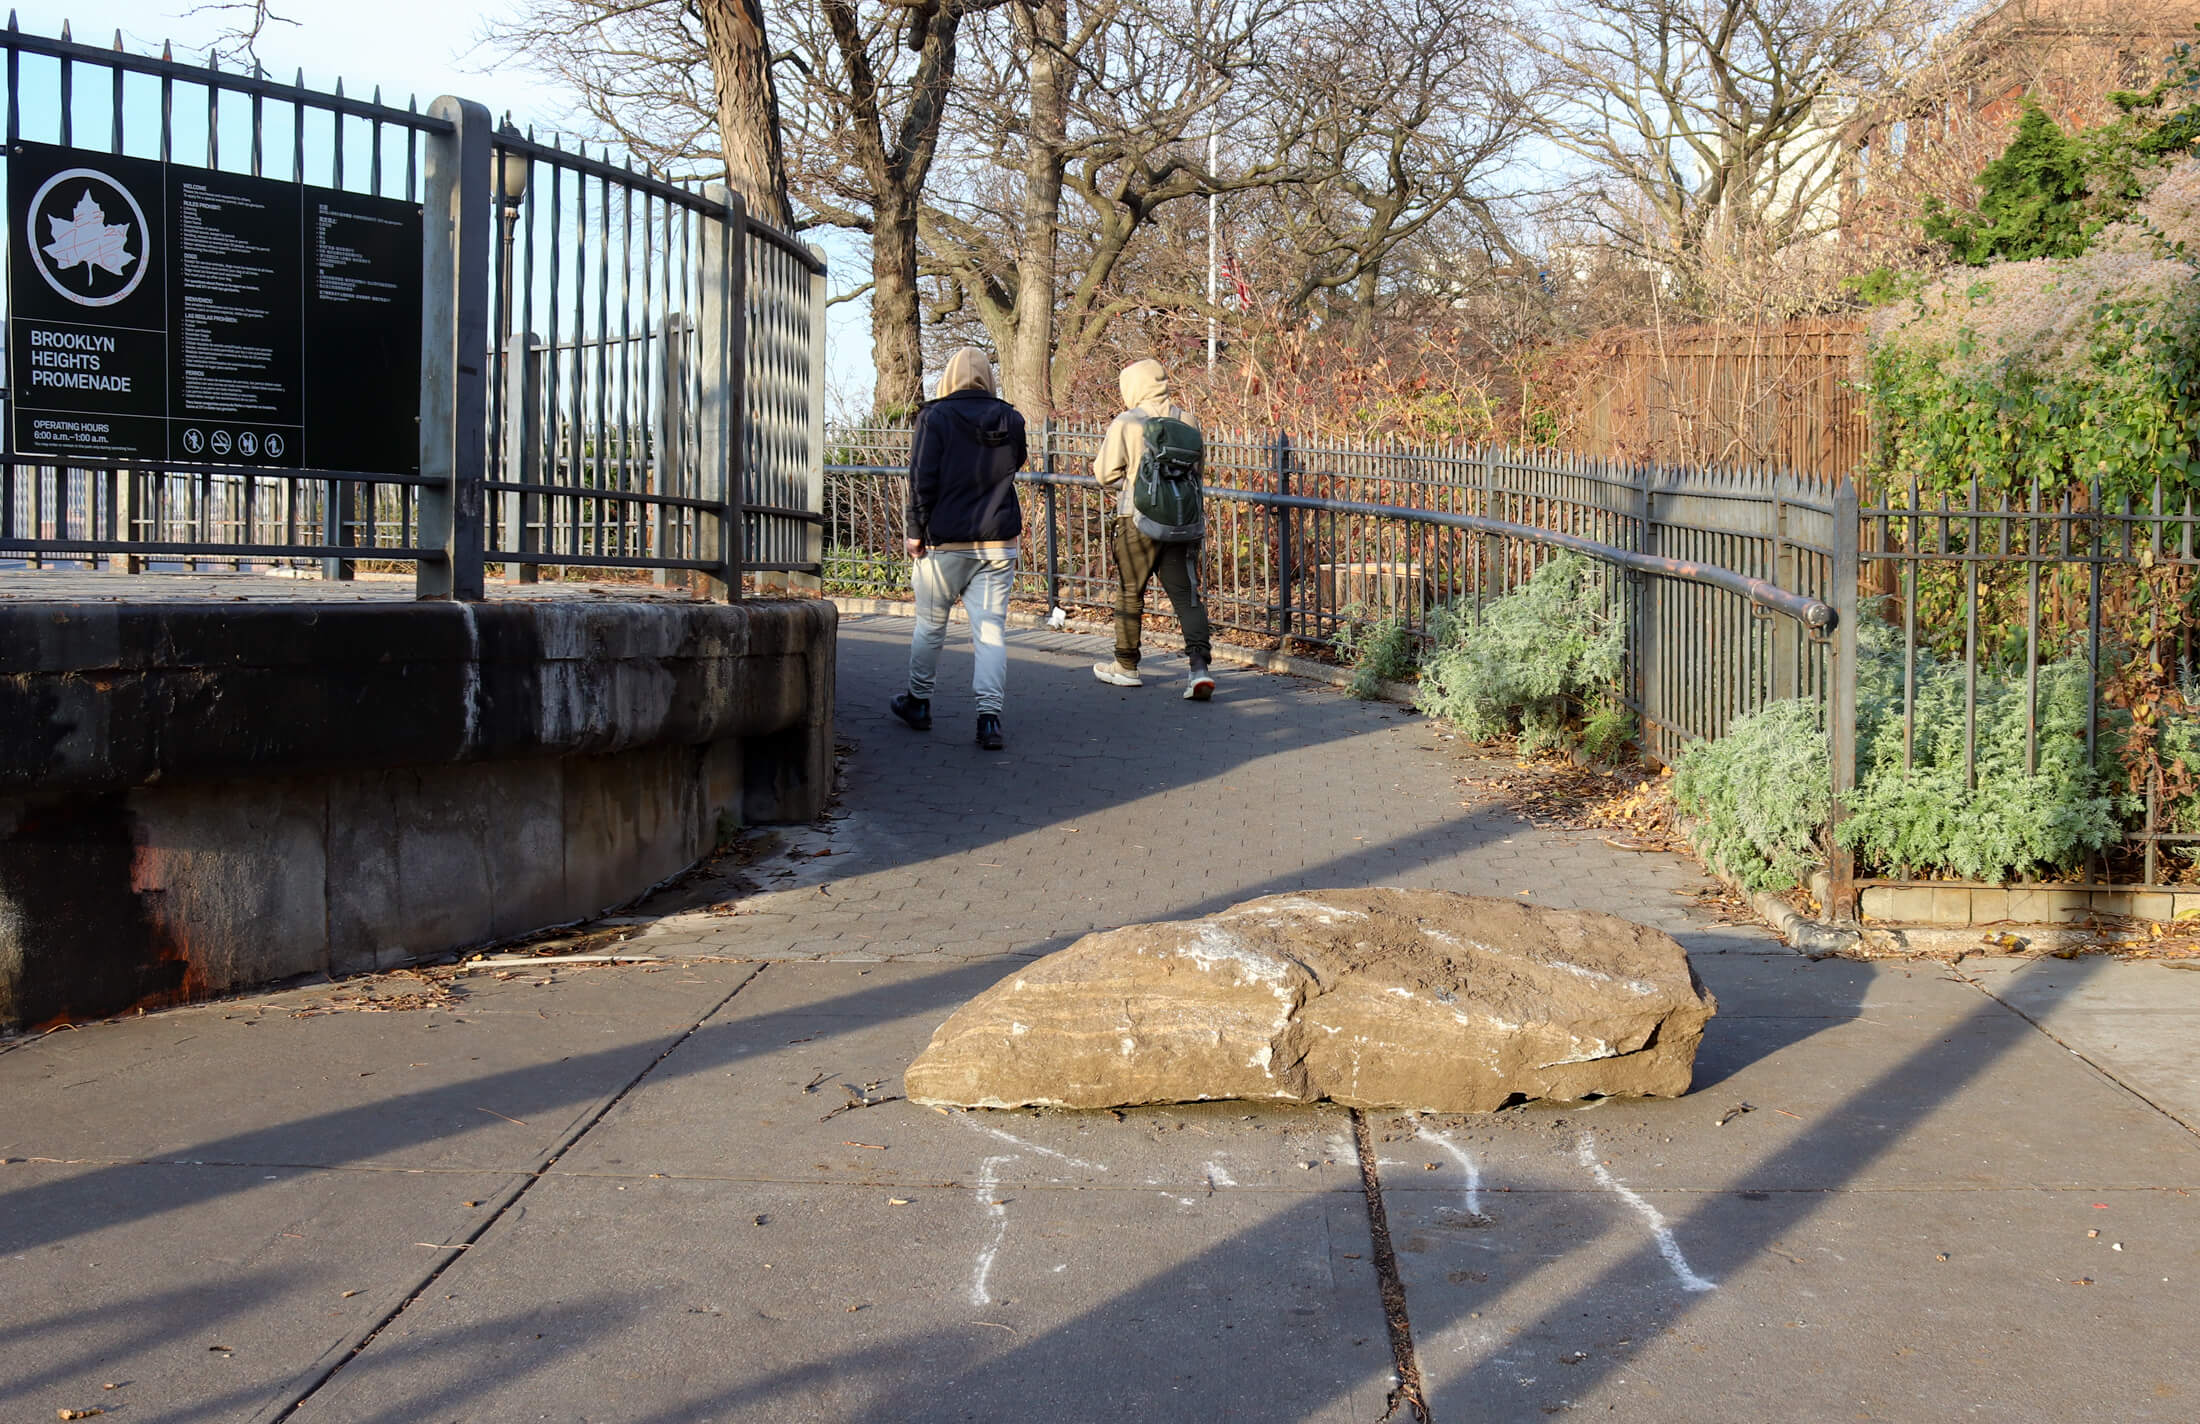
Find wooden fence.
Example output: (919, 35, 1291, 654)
(1554, 320, 1870, 484)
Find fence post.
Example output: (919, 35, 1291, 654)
(1827, 477, 1862, 920)
(1771, 475, 1797, 701)
(795, 249, 829, 594)
(321, 479, 354, 581)
(1274, 431, 1293, 640)
(1633, 460, 1657, 758)
(652, 314, 690, 589)
(698, 186, 747, 601)
(1042, 418, 1060, 611)
(415, 95, 491, 601)
(504, 331, 543, 584)
(121, 467, 144, 574)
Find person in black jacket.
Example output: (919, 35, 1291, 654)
(891, 346, 1028, 751)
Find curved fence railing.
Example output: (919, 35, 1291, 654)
(826, 424, 1849, 759)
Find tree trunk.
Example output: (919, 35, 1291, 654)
(871, 197, 926, 413)
(1002, 0, 1068, 418)
(697, 0, 794, 230)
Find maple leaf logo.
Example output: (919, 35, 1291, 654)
(44, 188, 134, 286)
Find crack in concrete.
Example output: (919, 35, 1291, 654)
(1352, 1108, 1430, 1423)
(255, 960, 769, 1423)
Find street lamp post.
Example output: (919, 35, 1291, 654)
(494, 124, 532, 579)
(495, 122, 531, 349)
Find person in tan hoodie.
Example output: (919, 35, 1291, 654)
(1090, 358, 1215, 700)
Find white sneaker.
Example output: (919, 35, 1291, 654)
(1093, 661, 1143, 687)
(1184, 667, 1215, 701)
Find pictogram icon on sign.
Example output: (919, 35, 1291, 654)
(210, 430, 232, 456)
(182, 428, 205, 454)
(238, 431, 259, 457)
(26, 167, 151, 307)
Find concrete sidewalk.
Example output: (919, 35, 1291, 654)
(4, 613, 2199, 1422)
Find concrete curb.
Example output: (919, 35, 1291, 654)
(828, 596, 1420, 705)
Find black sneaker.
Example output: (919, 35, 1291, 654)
(890, 693, 932, 731)
(975, 713, 1004, 751)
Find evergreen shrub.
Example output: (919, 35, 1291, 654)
(1671, 622, 2131, 890)
(1414, 554, 1625, 756)
(1334, 608, 1420, 699)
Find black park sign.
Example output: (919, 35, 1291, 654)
(7, 140, 423, 475)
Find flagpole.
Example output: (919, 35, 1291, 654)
(1206, 128, 1218, 371)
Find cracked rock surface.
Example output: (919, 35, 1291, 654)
(905, 889, 1717, 1112)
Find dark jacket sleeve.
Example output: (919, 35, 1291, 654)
(906, 406, 940, 542)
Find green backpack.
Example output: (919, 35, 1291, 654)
(1130, 414, 1206, 542)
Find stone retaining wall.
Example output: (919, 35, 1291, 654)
(0, 594, 836, 1028)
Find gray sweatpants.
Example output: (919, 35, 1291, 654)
(908, 551, 1015, 715)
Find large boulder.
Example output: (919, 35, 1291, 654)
(906, 890, 1715, 1112)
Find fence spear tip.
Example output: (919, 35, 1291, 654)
(57, 16, 67, 40)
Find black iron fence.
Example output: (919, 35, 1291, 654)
(1860, 476, 2200, 895)
(842, 424, 2200, 906)
(0, 20, 826, 596)
(828, 422, 1849, 763)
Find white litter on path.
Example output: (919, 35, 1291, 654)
(1576, 1132, 1716, 1293)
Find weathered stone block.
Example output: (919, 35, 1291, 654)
(906, 889, 1716, 1113)
(1931, 888, 1974, 925)
(2128, 892, 2176, 922)
(1862, 886, 1936, 924)
(2007, 888, 2091, 924)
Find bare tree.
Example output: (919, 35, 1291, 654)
(785, 0, 1001, 410)
(189, 0, 299, 69)
(483, 0, 792, 226)
(1227, 0, 1545, 334)
(919, 0, 1345, 413)
(486, 0, 981, 411)
(699, 0, 798, 224)
(1525, 0, 1933, 295)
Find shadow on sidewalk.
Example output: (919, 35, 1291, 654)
(263, 962, 2111, 1423)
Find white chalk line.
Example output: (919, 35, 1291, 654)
(971, 1154, 1014, 1306)
(1415, 1126, 1482, 1217)
(950, 1111, 1108, 1171)
(1575, 1132, 1716, 1293)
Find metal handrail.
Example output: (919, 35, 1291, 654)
(830, 464, 1839, 633)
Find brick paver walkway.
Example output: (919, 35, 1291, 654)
(627, 612, 1769, 965)
(14, 611, 2200, 1423)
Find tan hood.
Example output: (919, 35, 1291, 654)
(1119, 358, 1169, 410)
(938, 346, 997, 398)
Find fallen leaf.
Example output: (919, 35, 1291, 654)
(342, 1290, 361, 1299)
(887, 1197, 911, 1205)
(59, 1409, 106, 1420)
